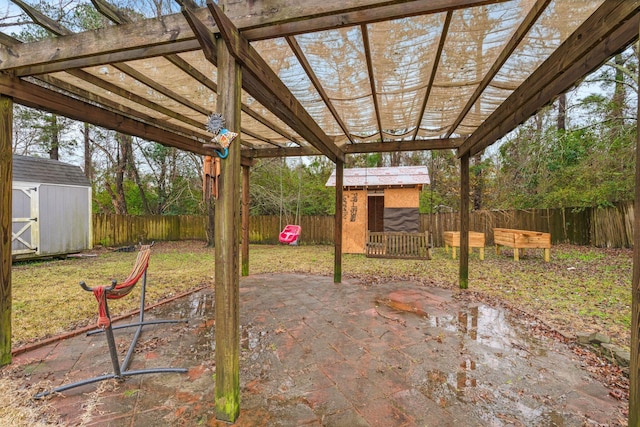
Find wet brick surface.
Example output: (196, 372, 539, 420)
(10, 273, 627, 426)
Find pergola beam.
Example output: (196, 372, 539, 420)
(243, 137, 463, 158)
(244, 146, 321, 158)
(0, 0, 507, 76)
(0, 74, 213, 156)
(459, 0, 640, 157)
(343, 138, 463, 153)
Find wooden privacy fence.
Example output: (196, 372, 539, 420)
(93, 214, 335, 247)
(424, 202, 633, 248)
(93, 202, 635, 248)
(93, 213, 207, 247)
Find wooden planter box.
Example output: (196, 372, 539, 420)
(443, 231, 485, 260)
(493, 228, 551, 262)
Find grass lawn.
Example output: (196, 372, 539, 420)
(10, 240, 633, 350)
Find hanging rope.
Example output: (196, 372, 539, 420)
(279, 158, 284, 232)
(295, 157, 302, 225)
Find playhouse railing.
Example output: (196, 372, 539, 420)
(366, 231, 431, 260)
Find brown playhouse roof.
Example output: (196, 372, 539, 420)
(1, 1, 636, 162)
(326, 166, 430, 188)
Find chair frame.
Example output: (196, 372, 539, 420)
(35, 244, 187, 398)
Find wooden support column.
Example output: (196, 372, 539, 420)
(0, 95, 12, 366)
(459, 153, 469, 290)
(241, 164, 250, 277)
(214, 36, 241, 423)
(630, 24, 640, 424)
(334, 161, 344, 283)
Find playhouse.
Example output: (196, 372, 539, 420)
(326, 166, 429, 256)
(12, 155, 92, 260)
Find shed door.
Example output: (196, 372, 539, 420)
(12, 185, 39, 256)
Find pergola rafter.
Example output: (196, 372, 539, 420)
(361, 24, 383, 144)
(411, 10, 451, 141)
(286, 35, 354, 145)
(444, 0, 552, 139)
(458, 1, 640, 157)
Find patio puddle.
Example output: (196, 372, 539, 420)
(372, 289, 581, 424)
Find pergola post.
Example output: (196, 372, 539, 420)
(0, 95, 12, 366)
(214, 37, 241, 423)
(630, 29, 640, 424)
(459, 153, 469, 290)
(242, 164, 250, 277)
(334, 160, 344, 283)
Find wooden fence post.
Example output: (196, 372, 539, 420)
(334, 161, 343, 283)
(459, 153, 469, 289)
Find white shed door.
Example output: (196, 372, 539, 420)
(12, 185, 39, 255)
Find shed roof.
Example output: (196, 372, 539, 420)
(12, 155, 91, 187)
(326, 166, 429, 188)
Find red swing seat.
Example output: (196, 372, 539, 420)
(279, 224, 301, 244)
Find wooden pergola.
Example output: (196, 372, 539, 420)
(1, 0, 640, 423)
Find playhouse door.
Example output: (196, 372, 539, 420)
(368, 195, 384, 232)
(11, 185, 39, 256)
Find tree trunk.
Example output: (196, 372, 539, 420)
(48, 114, 59, 160)
(123, 135, 151, 214)
(83, 123, 93, 181)
(111, 134, 129, 215)
(472, 152, 483, 211)
(557, 93, 566, 131)
(612, 53, 625, 124)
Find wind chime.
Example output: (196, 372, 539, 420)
(203, 113, 239, 199)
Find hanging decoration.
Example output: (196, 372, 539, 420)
(205, 113, 238, 159)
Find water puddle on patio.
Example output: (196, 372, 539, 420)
(378, 290, 582, 425)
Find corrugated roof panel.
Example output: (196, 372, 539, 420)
(326, 166, 429, 187)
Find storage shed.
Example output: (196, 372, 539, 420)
(12, 155, 92, 260)
(326, 166, 429, 254)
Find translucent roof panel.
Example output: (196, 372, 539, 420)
(82, 64, 206, 125)
(421, 0, 531, 137)
(368, 13, 446, 139)
(0, 0, 630, 160)
(252, 37, 344, 139)
(293, 26, 377, 139)
(464, 0, 606, 132)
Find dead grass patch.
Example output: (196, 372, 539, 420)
(0, 373, 58, 426)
